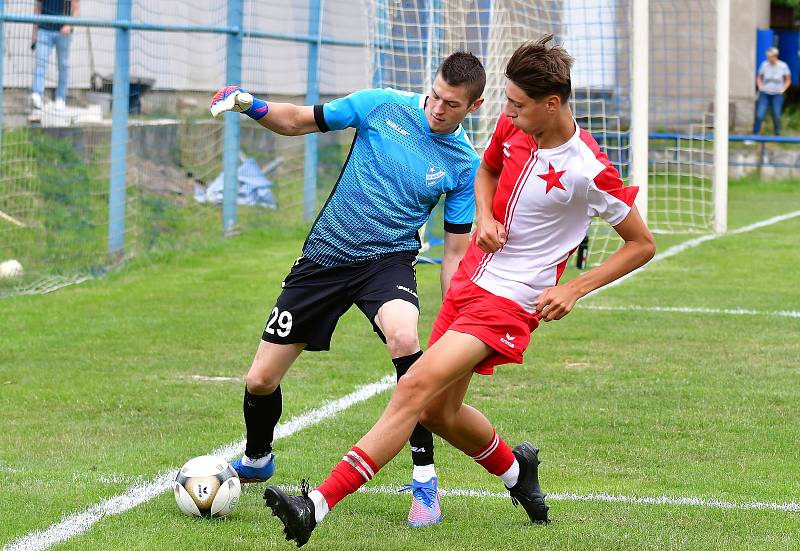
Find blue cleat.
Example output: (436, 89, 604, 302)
(401, 476, 442, 527)
(231, 454, 275, 483)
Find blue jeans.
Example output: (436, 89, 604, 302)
(32, 28, 72, 101)
(753, 92, 785, 135)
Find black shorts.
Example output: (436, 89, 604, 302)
(261, 252, 419, 351)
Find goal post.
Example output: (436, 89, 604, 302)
(631, 0, 649, 224)
(714, 0, 730, 234)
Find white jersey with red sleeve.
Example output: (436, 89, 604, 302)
(460, 114, 638, 313)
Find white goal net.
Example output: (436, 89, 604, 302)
(365, 0, 727, 266)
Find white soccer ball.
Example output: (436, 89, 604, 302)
(0, 259, 23, 279)
(174, 455, 241, 518)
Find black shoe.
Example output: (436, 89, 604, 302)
(507, 442, 550, 524)
(263, 480, 317, 547)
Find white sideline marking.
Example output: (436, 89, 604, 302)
(185, 375, 243, 382)
(547, 491, 800, 513)
(279, 484, 800, 514)
(586, 210, 800, 298)
(8, 210, 800, 551)
(2, 376, 395, 551)
(580, 304, 800, 319)
(0, 208, 27, 228)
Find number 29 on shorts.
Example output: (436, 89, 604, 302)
(264, 307, 293, 337)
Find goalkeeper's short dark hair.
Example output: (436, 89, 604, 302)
(437, 52, 486, 103)
(505, 34, 574, 103)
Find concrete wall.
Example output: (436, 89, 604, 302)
(1, 0, 773, 133)
(647, 0, 770, 132)
(1, 0, 371, 95)
(649, 1, 717, 130)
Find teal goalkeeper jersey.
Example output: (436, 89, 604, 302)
(304, 88, 479, 266)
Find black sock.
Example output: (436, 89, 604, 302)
(243, 385, 282, 459)
(393, 351, 434, 466)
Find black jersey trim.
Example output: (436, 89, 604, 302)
(301, 131, 359, 255)
(444, 221, 472, 234)
(314, 104, 330, 133)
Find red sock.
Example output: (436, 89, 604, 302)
(467, 430, 515, 476)
(316, 446, 379, 510)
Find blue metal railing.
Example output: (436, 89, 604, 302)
(650, 132, 800, 169)
(223, 1, 243, 236)
(591, 130, 800, 170)
(3, 6, 798, 257)
(0, 5, 369, 255)
(304, 0, 322, 223)
(0, 0, 4, 137)
(0, 13, 367, 46)
(728, 134, 800, 169)
(108, 0, 131, 257)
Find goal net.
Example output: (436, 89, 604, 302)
(0, 0, 727, 296)
(366, 0, 727, 267)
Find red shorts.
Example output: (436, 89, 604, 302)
(428, 276, 540, 375)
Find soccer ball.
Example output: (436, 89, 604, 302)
(0, 259, 23, 279)
(173, 455, 241, 518)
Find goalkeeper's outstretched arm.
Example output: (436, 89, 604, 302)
(254, 102, 318, 136)
(210, 85, 319, 136)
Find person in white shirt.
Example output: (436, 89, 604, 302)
(754, 47, 792, 136)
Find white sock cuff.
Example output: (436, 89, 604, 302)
(500, 459, 520, 489)
(241, 453, 272, 468)
(412, 464, 437, 483)
(308, 489, 330, 523)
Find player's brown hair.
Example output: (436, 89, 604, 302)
(437, 51, 486, 103)
(505, 34, 574, 103)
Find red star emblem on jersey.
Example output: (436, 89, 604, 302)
(537, 163, 566, 193)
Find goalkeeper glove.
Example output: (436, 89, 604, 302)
(209, 85, 269, 120)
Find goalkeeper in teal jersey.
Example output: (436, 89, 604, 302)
(210, 52, 485, 527)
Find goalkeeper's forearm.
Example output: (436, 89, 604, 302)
(210, 86, 319, 136)
(255, 102, 319, 136)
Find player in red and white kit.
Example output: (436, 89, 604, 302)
(263, 35, 656, 547)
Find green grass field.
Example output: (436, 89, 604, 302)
(1, 177, 799, 550)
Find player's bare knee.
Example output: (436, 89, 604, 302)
(384, 328, 420, 357)
(419, 406, 450, 433)
(245, 368, 282, 395)
(393, 374, 431, 411)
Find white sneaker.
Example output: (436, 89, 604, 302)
(55, 98, 66, 111)
(31, 93, 42, 110)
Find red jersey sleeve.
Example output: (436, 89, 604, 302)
(482, 115, 513, 171)
(587, 162, 639, 226)
(579, 129, 638, 225)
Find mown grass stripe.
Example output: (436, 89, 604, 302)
(586, 210, 800, 298)
(579, 304, 800, 319)
(7, 210, 800, 551)
(277, 484, 800, 514)
(2, 376, 395, 551)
